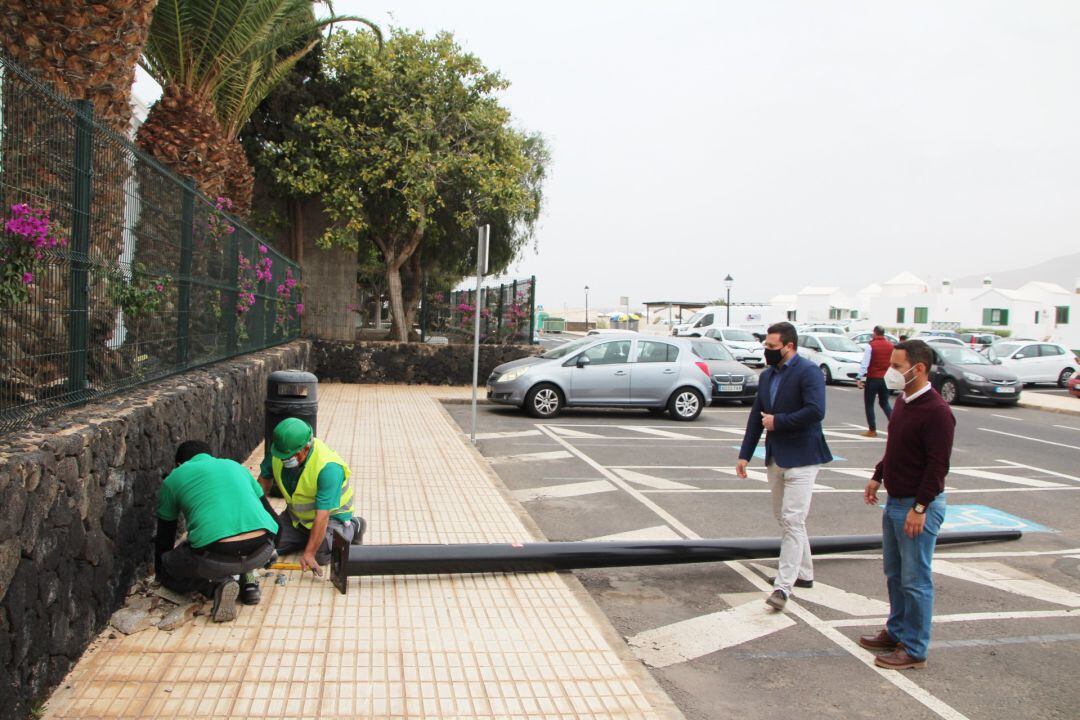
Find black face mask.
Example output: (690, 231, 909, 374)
(764, 348, 784, 367)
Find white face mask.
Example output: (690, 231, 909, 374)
(282, 455, 301, 469)
(884, 365, 917, 391)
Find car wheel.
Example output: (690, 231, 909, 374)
(668, 388, 704, 421)
(647, 407, 667, 416)
(820, 365, 832, 385)
(1058, 368, 1075, 388)
(940, 378, 959, 405)
(525, 383, 563, 419)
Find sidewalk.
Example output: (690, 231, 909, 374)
(1018, 390, 1080, 417)
(45, 385, 683, 719)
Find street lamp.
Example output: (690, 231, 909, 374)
(724, 274, 734, 326)
(584, 285, 590, 330)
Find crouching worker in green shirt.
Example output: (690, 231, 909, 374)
(259, 418, 366, 575)
(156, 441, 279, 622)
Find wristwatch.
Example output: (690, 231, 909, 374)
(913, 503, 926, 515)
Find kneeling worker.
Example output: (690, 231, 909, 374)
(156, 440, 279, 622)
(259, 418, 365, 574)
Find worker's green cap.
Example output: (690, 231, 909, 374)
(270, 418, 313, 459)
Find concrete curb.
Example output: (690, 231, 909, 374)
(1018, 397, 1080, 418)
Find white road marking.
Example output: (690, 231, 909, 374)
(979, 427, 1080, 451)
(474, 429, 542, 440)
(546, 425, 610, 439)
(933, 560, 1080, 608)
(511, 479, 616, 502)
(585, 525, 684, 542)
(823, 430, 884, 442)
(703, 426, 748, 435)
(992, 414, 1022, 421)
(714, 466, 769, 482)
(535, 426, 699, 537)
(627, 600, 797, 668)
(816, 547, 1080, 561)
(747, 563, 890, 616)
(948, 468, 1066, 488)
(844, 422, 887, 435)
(1054, 424, 1080, 432)
(613, 469, 698, 490)
(996, 460, 1080, 483)
(826, 608, 1080, 627)
(487, 450, 573, 464)
(634, 486, 1080, 495)
(618, 425, 702, 440)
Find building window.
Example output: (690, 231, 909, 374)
(896, 307, 906, 323)
(914, 307, 928, 324)
(786, 310, 797, 321)
(828, 307, 845, 320)
(1035, 311, 1040, 324)
(982, 308, 1009, 326)
(850, 310, 859, 319)
(1056, 306, 1070, 324)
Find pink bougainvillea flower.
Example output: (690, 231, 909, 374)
(21, 272, 33, 285)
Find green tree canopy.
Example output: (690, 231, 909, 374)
(267, 28, 547, 341)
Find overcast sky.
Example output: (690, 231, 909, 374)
(137, 1, 1080, 312)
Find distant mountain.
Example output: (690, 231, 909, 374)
(954, 251, 1080, 291)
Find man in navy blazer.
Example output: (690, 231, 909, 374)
(736, 321, 832, 611)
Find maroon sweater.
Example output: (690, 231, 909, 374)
(872, 385, 955, 505)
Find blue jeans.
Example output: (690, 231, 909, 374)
(882, 495, 946, 660)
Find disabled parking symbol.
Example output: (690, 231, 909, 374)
(941, 505, 1052, 533)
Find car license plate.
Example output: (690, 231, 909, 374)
(995, 386, 1016, 394)
(718, 384, 742, 392)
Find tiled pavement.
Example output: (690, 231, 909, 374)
(46, 385, 683, 719)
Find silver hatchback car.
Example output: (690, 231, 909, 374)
(486, 334, 713, 421)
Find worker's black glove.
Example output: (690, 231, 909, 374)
(154, 517, 178, 579)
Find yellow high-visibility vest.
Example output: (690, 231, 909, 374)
(271, 438, 353, 529)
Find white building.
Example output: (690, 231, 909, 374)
(769, 271, 1080, 348)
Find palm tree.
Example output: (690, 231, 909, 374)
(0, 0, 159, 135)
(138, 0, 378, 215)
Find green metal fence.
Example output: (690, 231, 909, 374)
(0, 55, 302, 434)
(421, 276, 536, 344)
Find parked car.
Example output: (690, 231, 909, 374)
(702, 327, 765, 367)
(798, 324, 847, 335)
(958, 332, 998, 348)
(689, 338, 759, 405)
(986, 341, 1077, 387)
(486, 334, 712, 420)
(848, 330, 900, 348)
(797, 333, 863, 384)
(925, 336, 967, 347)
(587, 328, 637, 336)
(929, 345, 1021, 406)
(1069, 374, 1080, 399)
(916, 330, 961, 339)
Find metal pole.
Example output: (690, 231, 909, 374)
(527, 276, 536, 345)
(176, 179, 195, 365)
(470, 225, 489, 444)
(67, 99, 93, 397)
(726, 287, 731, 326)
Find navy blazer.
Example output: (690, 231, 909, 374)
(738, 354, 833, 468)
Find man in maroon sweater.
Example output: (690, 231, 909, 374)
(861, 340, 954, 670)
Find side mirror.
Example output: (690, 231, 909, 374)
(576, 355, 591, 368)
(992, 358, 1002, 365)
(1015, 353, 1026, 360)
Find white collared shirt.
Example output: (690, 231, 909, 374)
(902, 381, 933, 404)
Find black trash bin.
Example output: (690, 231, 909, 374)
(265, 370, 319, 454)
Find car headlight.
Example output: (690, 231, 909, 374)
(963, 372, 987, 383)
(746, 374, 759, 385)
(497, 366, 531, 383)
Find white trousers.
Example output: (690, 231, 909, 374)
(766, 461, 819, 596)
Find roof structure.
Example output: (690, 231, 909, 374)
(883, 271, 928, 287)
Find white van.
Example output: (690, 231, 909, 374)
(673, 306, 726, 337)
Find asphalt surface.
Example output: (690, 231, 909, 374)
(445, 380, 1080, 720)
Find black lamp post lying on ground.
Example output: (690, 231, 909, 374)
(329, 530, 1021, 595)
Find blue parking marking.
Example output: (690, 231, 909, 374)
(941, 505, 1052, 533)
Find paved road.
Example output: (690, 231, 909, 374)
(445, 386, 1080, 720)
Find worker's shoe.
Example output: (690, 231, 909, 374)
(861, 430, 878, 438)
(212, 579, 240, 622)
(874, 647, 927, 670)
(240, 573, 261, 606)
(859, 629, 901, 652)
(770, 576, 814, 589)
(765, 589, 788, 611)
(351, 517, 367, 545)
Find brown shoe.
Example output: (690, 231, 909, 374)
(860, 430, 878, 438)
(874, 647, 926, 670)
(858, 629, 900, 652)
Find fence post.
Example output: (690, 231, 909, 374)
(176, 178, 195, 365)
(67, 99, 93, 396)
(497, 282, 506, 343)
(419, 274, 428, 343)
(528, 276, 537, 345)
(225, 232, 239, 353)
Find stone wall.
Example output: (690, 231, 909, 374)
(0, 341, 310, 717)
(310, 340, 540, 385)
